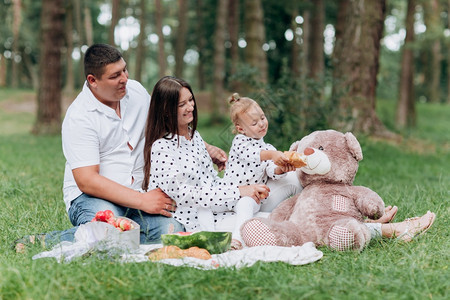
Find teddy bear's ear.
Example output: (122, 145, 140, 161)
(289, 140, 301, 152)
(345, 132, 363, 161)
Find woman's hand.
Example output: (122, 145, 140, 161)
(139, 188, 177, 217)
(238, 184, 270, 204)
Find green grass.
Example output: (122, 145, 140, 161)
(0, 90, 449, 299)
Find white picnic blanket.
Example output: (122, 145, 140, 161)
(32, 222, 323, 268)
(123, 242, 323, 269)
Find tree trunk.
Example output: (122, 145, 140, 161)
(84, 6, 93, 46)
(32, 0, 65, 135)
(174, 0, 188, 78)
(447, 0, 450, 104)
(300, 5, 311, 80)
(228, 0, 240, 91)
(64, 1, 75, 95)
(332, 0, 349, 75)
(155, 0, 167, 78)
(109, 0, 120, 46)
(135, 0, 147, 82)
(423, 0, 442, 103)
(212, 0, 228, 120)
(309, 0, 324, 79)
(74, 0, 85, 84)
(244, 0, 268, 84)
(396, 0, 416, 129)
(195, 0, 206, 89)
(74, 0, 85, 45)
(0, 54, 6, 87)
(331, 0, 393, 137)
(290, 8, 300, 78)
(11, 0, 22, 88)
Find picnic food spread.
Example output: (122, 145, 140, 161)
(161, 231, 232, 254)
(283, 151, 307, 168)
(147, 245, 212, 260)
(91, 210, 134, 232)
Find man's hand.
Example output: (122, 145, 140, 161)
(205, 142, 228, 171)
(139, 188, 177, 217)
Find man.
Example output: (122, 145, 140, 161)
(61, 43, 190, 243)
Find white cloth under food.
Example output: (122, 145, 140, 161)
(123, 242, 323, 269)
(33, 222, 323, 267)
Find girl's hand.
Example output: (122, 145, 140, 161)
(238, 184, 270, 204)
(274, 164, 296, 175)
(271, 151, 289, 166)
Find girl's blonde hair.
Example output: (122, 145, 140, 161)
(228, 93, 258, 134)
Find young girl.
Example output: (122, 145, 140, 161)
(220, 93, 301, 249)
(142, 76, 269, 242)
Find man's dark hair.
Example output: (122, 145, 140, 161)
(84, 44, 123, 79)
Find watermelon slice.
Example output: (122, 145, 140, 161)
(161, 231, 232, 254)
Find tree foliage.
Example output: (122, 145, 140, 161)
(0, 0, 448, 137)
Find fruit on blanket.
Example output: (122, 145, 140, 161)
(147, 245, 212, 261)
(91, 210, 134, 232)
(117, 218, 132, 231)
(161, 231, 232, 254)
(92, 209, 115, 222)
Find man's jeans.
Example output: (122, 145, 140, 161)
(45, 193, 184, 246)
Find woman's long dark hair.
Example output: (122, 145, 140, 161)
(142, 76, 198, 191)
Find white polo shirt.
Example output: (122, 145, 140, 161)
(62, 79, 150, 211)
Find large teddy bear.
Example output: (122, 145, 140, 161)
(240, 129, 386, 251)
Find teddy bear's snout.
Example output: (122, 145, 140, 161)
(304, 147, 315, 155)
(301, 147, 331, 175)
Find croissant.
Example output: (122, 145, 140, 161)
(284, 151, 307, 168)
(148, 245, 212, 261)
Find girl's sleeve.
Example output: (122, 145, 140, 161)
(150, 140, 240, 210)
(265, 161, 287, 180)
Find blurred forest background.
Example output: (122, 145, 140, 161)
(0, 0, 448, 144)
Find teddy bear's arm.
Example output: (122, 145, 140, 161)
(352, 186, 385, 220)
(269, 194, 298, 222)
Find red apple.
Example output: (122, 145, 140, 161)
(117, 218, 132, 231)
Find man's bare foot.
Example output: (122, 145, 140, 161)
(366, 205, 398, 223)
(383, 211, 436, 242)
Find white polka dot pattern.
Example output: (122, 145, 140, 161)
(149, 131, 239, 231)
(223, 134, 285, 186)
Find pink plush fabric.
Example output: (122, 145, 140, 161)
(241, 130, 385, 251)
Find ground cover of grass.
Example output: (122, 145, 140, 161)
(0, 89, 448, 299)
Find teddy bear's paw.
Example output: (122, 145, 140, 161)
(328, 225, 356, 251)
(241, 219, 277, 247)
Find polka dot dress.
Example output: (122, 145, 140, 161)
(149, 131, 239, 231)
(223, 134, 286, 186)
